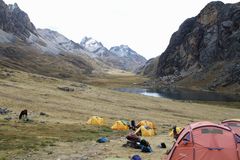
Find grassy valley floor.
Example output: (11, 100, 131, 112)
(0, 67, 239, 160)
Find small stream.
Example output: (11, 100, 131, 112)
(115, 88, 240, 102)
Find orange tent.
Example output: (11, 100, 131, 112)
(222, 119, 240, 135)
(166, 121, 240, 160)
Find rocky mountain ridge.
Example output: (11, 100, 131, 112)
(37, 29, 83, 52)
(36, 28, 87, 55)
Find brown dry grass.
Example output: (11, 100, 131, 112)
(0, 67, 239, 159)
(84, 69, 148, 88)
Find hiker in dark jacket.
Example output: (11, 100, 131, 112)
(173, 126, 179, 140)
(130, 120, 136, 131)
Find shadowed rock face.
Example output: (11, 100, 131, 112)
(157, 1, 240, 76)
(0, 1, 37, 40)
(143, 1, 240, 92)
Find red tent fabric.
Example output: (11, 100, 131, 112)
(166, 121, 240, 160)
(222, 119, 240, 135)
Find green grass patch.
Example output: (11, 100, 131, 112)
(0, 120, 117, 158)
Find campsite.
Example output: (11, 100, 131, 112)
(0, 68, 240, 159)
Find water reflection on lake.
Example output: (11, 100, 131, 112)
(115, 88, 240, 102)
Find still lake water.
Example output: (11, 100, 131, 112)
(115, 88, 240, 102)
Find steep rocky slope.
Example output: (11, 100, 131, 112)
(0, 2, 37, 40)
(136, 57, 159, 76)
(37, 29, 83, 52)
(141, 1, 240, 93)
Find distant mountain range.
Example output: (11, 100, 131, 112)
(0, 0, 146, 81)
(80, 37, 146, 71)
(139, 1, 240, 93)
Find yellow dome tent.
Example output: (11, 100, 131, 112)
(111, 120, 130, 130)
(134, 126, 156, 137)
(136, 120, 156, 129)
(87, 116, 104, 125)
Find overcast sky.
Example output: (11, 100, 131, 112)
(4, 0, 239, 59)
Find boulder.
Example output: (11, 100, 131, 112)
(57, 86, 74, 92)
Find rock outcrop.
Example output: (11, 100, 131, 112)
(0, 1, 37, 40)
(142, 1, 240, 93)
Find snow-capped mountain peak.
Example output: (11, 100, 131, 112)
(80, 37, 104, 53)
(80, 36, 147, 71)
(110, 45, 138, 57)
